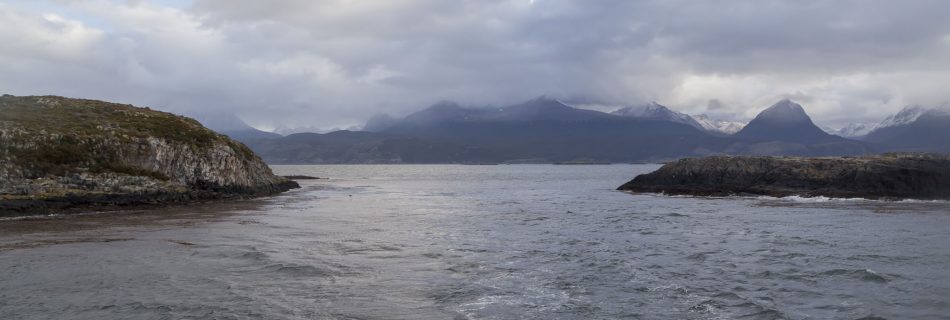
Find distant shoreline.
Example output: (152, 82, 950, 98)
(618, 153, 950, 201)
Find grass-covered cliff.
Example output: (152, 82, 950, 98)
(0, 95, 298, 215)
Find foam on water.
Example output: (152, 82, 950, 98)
(759, 195, 950, 203)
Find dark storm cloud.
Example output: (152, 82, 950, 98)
(2, 0, 950, 130)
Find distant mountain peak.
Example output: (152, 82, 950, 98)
(493, 97, 607, 122)
(692, 114, 746, 135)
(831, 122, 876, 138)
(517, 96, 571, 108)
(399, 100, 469, 125)
(610, 102, 703, 130)
(878, 105, 930, 128)
(610, 101, 669, 118)
(734, 99, 843, 143)
(863, 104, 950, 151)
(832, 105, 942, 138)
(755, 99, 811, 124)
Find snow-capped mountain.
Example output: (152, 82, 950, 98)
(831, 105, 932, 138)
(830, 122, 877, 137)
(877, 105, 930, 129)
(610, 102, 704, 130)
(692, 114, 746, 135)
(863, 107, 950, 153)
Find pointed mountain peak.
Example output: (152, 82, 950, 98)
(735, 100, 841, 143)
(756, 99, 809, 122)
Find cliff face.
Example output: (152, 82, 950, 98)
(618, 153, 950, 200)
(0, 95, 298, 215)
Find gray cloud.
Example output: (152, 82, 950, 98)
(2, 0, 950, 130)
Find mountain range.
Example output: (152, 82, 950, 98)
(831, 106, 932, 138)
(216, 98, 949, 164)
(188, 112, 282, 142)
(862, 108, 950, 153)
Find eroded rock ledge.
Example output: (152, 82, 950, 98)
(0, 95, 298, 216)
(618, 153, 950, 200)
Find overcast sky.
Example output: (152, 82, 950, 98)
(2, 0, 950, 131)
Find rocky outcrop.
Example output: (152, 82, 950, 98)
(618, 153, 950, 200)
(0, 95, 298, 216)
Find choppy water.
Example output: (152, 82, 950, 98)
(2, 164, 950, 320)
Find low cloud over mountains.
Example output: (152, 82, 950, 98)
(218, 98, 948, 164)
(3, 1, 950, 131)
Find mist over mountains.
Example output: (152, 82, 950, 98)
(205, 98, 949, 164)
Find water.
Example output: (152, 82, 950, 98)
(1, 164, 949, 319)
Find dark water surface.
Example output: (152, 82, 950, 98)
(2, 165, 949, 319)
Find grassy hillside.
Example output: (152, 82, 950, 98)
(0, 95, 296, 215)
(0, 95, 253, 178)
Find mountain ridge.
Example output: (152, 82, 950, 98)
(862, 108, 950, 153)
(610, 102, 705, 130)
(231, 97, 895, 163)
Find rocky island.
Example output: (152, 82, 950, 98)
(0, 95, 299, 216)
(618, 153, 950, 200)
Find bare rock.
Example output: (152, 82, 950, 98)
(618, 153, 950, 200)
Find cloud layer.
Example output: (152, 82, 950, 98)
(2, 0, 950, 130)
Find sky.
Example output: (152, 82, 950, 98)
(2, 0, 950, 132)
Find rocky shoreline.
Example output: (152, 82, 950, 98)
(618, 153, 950, 200)
(0, 179, 300, 217)
(0, 95, 299, 217)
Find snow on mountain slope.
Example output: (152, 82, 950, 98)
(692, 114, 746, 135)
(610, 102, 704, 130)
(877, 106, 930, 128)
(832, 105, 933, 137)
(830, 122, 876, 137)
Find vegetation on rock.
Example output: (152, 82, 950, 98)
(0, 95, 298, 216)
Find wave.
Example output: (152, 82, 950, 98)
(0, 210, 113, 222)
(756, 195, 950, 204)
(631, 190, 950, 204)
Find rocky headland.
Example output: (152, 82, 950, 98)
(618, 153, 950, 200)
(0, 95, 299, 216)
